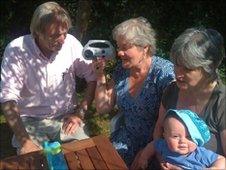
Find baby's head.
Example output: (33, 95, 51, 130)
(163, 109, 210, 155)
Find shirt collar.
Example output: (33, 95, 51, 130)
(31, 36, 58, 62)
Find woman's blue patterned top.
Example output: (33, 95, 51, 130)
(110, 56, 175, 166)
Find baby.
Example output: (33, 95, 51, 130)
(131, 109, 225, 170)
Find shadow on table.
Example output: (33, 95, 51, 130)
(0, 122, 16, 159)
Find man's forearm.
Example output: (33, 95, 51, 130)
(1, 101, 30, 145)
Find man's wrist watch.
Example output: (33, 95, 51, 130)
(75, 108, 86, 120)
(97, 81, 106, 88)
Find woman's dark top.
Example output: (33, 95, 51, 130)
(162, 81, 226, 155)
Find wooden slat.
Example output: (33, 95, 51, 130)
(62, 138, 95, 154)
(65, 152, 82, 170)
(0, 151, 48, 170)
(1, 155, 29, 170)
(0, 159, 19, 170)
(28, 152, 48, 170)
(0, 160, 4, 169)
(76, 149, 94, 169)
(17, 155, 31, 170)
(93, 135, 128, 170)
(1, 152, 32, 170)
(87, 146, 108, 170)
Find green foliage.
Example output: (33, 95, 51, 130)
(0, 114, 6, 124)
(0, 35, 10, 64)
(1, 1, 226, 55)
(219, 60, 226, 84)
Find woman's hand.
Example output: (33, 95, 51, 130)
(160, 162, 182, 170)
(130, 149, 149, 170)
(157, 154, 182, 170)
(92, 58, 106, 76)
(93, 58, 116, 114)
(62, 114, 83, 135)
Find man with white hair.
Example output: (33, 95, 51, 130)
(0, 1, 96, 154)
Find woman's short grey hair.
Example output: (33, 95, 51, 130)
(30, 1, 71, 38)
(170, 27, 225, 80)
(112, 17, 156, 55)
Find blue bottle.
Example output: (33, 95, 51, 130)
(43, 141, 68, 170)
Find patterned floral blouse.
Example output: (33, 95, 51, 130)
(111, 56, 175, 166)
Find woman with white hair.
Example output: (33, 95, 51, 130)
(93, 17, 175, 167)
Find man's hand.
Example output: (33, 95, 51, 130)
(62, 114, 83, 135)
(19, 139, 40, 155)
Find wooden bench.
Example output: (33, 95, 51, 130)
(0, 135, 128, 170)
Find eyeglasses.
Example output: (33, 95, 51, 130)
(117, 43, 133, 51)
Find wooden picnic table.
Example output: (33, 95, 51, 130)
(0, 135, 128, 170)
